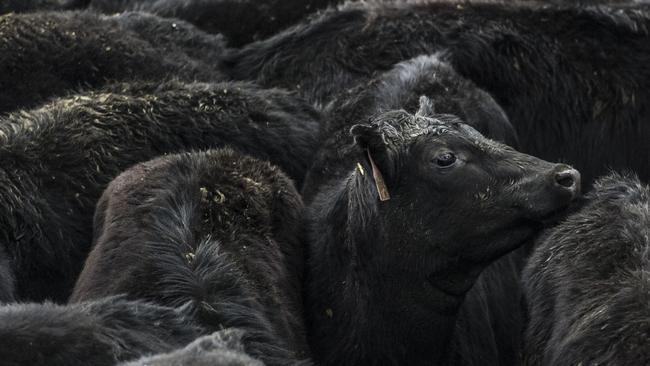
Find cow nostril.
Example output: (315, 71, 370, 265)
(556, 175, 574, 188)
(555, 169, 579, 189)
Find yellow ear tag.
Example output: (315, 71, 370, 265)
(356, 162, 365, 176)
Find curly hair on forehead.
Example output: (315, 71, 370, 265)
(354, 96, 467, 145)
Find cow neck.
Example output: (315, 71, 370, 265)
(306, 165, 466, 366)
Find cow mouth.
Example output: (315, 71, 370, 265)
(531, 195, 587, 227)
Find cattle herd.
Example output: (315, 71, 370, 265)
(0, 0, 648, 365)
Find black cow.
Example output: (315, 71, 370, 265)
(302, 54, 530, 366)
(120, 329, 264, 366)
(524, 173, 650, 366)
(0, 11, 225, 114)
(0, 80, 319, 302)
(225, 1, 650, 185)
(71, 148, 309, 365)
(304, 97, 580, 365)
(305, 53, 532, 366)
(0, 296, 201, 366)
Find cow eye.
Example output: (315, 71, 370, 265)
(435, 152, 457, 167)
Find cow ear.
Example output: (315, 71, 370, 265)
(350, 123, 391, 201)
(350, 123, 386, 151)
(416, 95, 435, 118)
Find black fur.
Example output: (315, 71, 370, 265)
(325, 54, 517, 145)
(0, 246, 14, 304)
(0, 11, 225, 114)
(0, 80, 319, 302)
(2, 0, 643, 17)
(448, 247, 531, 366)
(225, 1, 650, 185)
(111, 11, 227, 67)
(0, 0, 81, 13)
(72, 149, 310, 365)
(120, 329, 264, 366)
(543, 0, 650, 5)
(79, 0, 342, 46)
(0, 296, 201, 366)
(304, 97, 580, 365)
(524, 173, 650, 365)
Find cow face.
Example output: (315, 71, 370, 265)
(351, 97, 579, 295)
